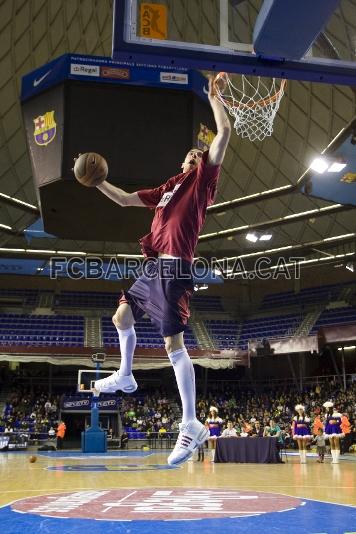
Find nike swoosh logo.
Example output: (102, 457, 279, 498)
(33, 70, 51, 87)
(203, 85, 209, 94)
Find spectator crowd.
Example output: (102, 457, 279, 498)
(1, 379, 355, 453)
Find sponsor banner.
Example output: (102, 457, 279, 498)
(21, 54, 208, 103)
(0, 436, 9, 449)
(160, 72, 189, 84)
(70, 63, 100, 77)
(62, 397, 119, 410)
(100, 66, 130, 80)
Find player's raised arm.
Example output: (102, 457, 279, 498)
(96, 181, 146, 207)
(207, 75, 231, 166)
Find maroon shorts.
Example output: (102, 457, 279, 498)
(119, 258, 194, 337)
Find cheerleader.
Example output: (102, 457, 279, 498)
(323, 401, 344, 464)
(292, 404, 312, 463)
(206, 406, 223, 461)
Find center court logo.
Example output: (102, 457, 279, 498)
(11, 489, 302, 520)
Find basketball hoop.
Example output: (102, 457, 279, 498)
(213, 72, 286, 142)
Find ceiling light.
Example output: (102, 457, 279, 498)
(0, 192, 37, 210)
(194, 284, 209, 291)
(346, 262, 354, 272)
(246, 232, 258, 243)
(310, 157, 347, 174)
(310, 157, 329, 174)
(259, 233, 273, 241)
(328, 162, 347, 172)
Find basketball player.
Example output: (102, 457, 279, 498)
(93, 75, 231, 466)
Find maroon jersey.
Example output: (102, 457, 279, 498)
(137, 151, 220, 262)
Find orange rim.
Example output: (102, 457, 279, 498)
(213, 72, 286, 110)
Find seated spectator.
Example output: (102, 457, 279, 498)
(251, 421, 264, 437)
(266, 419, 284, 449)
(220, 421, 238, 438)
(44, 400, 52, 415)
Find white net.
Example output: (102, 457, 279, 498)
(214, 73, 286, 142)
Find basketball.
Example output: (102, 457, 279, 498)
(29, 455, 37, 463)
(73, 152, 108, 187)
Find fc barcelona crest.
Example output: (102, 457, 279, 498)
(197, 123, 215, 151)
(33, 111, 56, 146)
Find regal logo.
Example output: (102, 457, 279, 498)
(197, 123, 216, 151)
(33, 111, 56, 146)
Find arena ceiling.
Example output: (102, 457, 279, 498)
(1, 0, 356, 274)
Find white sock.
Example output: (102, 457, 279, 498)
(168, 348, 196, 424)
(117, 326, 136, 376)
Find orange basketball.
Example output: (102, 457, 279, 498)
(29, 455, 37, 463)
(74, 152, 108, 187)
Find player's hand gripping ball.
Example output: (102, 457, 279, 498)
(73, 152, 108, 187)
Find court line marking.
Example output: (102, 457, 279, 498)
(101, 490, 137, 513)
(1, 485, 356, 494)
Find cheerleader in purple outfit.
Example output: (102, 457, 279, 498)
(206, 406, 223, 462)
(323, 401, 344, 464)
(292, 404, 312, 464)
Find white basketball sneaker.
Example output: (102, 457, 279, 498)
(167, 419, 209, 466)
(93, 372, 137, 396)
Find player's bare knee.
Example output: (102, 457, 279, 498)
(113, 305, 134, 330)
(165, 338, 173, 354)
(165, 334, 184, 354)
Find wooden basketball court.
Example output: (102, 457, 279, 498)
(1, 449, 355, 533)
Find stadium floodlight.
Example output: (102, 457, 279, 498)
(246, 232, 258, 242)
(259, 233, 273, 241)
(246, 231, 272, 242)
(310, 157, 347, 174)
(310, 157, 330, 174)
(328, 161, 347, 172)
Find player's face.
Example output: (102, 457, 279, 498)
(181, 149, 203, 172)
